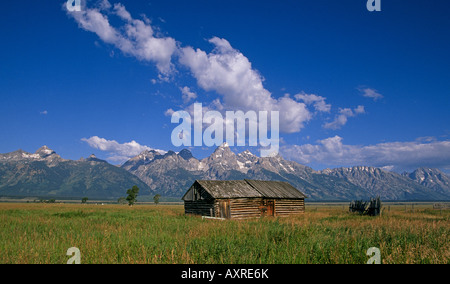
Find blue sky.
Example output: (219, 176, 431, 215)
(0, 0, 449, 173)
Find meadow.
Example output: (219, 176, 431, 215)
(0, 202, 448, 264)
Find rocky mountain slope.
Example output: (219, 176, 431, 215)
(320, 166, 448, 200)
(402, 168, 450, 196)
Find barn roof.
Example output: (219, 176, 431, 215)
(244, 180, 307, 199)
(182, 179, 307, 200)
(195, 180, 262, 199)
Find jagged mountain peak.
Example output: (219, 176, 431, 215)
(85, 154, 107, 163)
(35, 145, 56, 157)
(320, 166, 450, 200)
(0, 146, 64, 163)
(0, 149, 35, 161)
(209, 143, 236, 159)
(411, 167, 447, 176)
(214, 142, 232, 151)
(133, 150, 162, 161)
(338, 165, 380, 171)
(219, 142, 230, 148)
(322, 166, 392, 177)
(178, 149, 194, 160)
(121, 149, 163, 171)
(237, 149, 259, 165)
(405, 167, 450, 192)
(165, 150, 177, 156)
(239, 149, 255, 156)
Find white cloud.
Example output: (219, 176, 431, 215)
(180, 86, 198, 103)
(98, 0, 112, 11)
(358, 87, 384, 101)
(81, 136, 166, 163)
(68, 0, 177, 78)
(40, 110, 48, 115)
(113, 3, 132, 22)
(353, 105, 365, 114)
(323, 105, 365, 130)
(69, 3, 345, 135)
(294, 93, 331, 113)
(281, 136, 450, 172)
(381, 165, 395, 172)
(164, 108, 175, 116)
(179, 37, 312, 133)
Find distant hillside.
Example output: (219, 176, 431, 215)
(320, 166, 450, 200)
(0, 146, 152, 199)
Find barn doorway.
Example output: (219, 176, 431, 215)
(219, 200, 230, 219)
(266, 200, 275, 217)
(260, 200, 275, 217)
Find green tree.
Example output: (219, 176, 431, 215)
(126, 185, 140, 206)
(153, 194, 161, 205)
(117, 197, 127, 205)
(81, 197, 89, 204)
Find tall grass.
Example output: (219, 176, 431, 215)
(0, 203, 448, 264)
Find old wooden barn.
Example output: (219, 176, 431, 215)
(182, 180, 307, 219)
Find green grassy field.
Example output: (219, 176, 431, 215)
(0, 203, 448, 264)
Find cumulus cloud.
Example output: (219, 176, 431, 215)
(294, 92, 331, 113)
(68, 0, 177, 78)
(281, 136, 450, 172)
(164, 108, 175, 117)
(180, 86, 198, 103)
(69, 2, 358, 135)
(323, 105, 365, 130)
(69, 3, 311, 133)
(178, 37, 312, 133)
(358, 87, 384, 101)
(81, 136, 166, 163)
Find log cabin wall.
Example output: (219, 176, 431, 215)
(274, 199, 305, 217)
(185, 198, 305, 219)
(183, 182, 216, 216)
(229, 198, 264, 219)
(184, 200, 215, 216)
(185, 198, 306, 219)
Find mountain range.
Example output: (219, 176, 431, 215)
(0, 144, 449, 201)
(122, 143, 450, 201)
(0, 146, 151, 199)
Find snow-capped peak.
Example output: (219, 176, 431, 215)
(219, 142, 229, 148)
(239, 150, 255, 157)
(35, 146, 56, 157)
